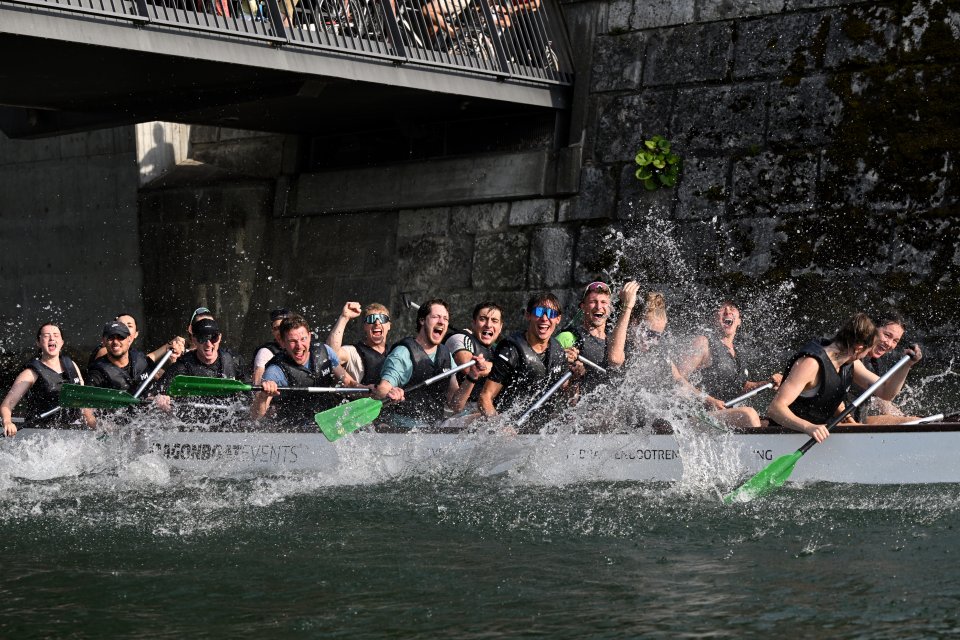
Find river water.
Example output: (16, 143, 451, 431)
(3, 422, 959, 639)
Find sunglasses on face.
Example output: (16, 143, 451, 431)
(531, 306, 560, 320)
(196, 334, 221, 343)
(364, 313, 390, 325)
(585, 281, 611, 295)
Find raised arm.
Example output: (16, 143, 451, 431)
(327, 302, 362, 362)
(607, 281, 639, 367)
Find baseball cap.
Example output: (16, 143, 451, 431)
(191, 318, 221, 342)
(102, 321, 131, 338)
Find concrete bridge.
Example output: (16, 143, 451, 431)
(0, 0, 573, 138)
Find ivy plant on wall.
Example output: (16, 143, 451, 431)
(634, 135, 681, 190)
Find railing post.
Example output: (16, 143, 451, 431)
(378, 0, 406, 59)
(132, 0, 150, 20)
(264, 0, 288, 41)
(476, 0, 511, 77)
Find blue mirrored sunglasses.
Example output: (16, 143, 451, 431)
(532, 306, 560, 320)
(364, 313, 390, 324)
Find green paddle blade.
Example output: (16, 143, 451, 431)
(168, 375, 254, 397)
(59, 383, 141, 409)
(315, 398, 384, 442)
(555, 331, 576, 349)
(723, 451, 803, 504)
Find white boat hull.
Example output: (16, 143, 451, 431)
(4, 425, 960, 485)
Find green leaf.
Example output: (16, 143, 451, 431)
(644, 140, 657, 150)
(659, 174, 676, 187)
(653, 158, 665, 169)
(643, 177, 658, 190)
(657, 139, 670, 151)
(667, 154, 680, 164)
(637, 168, 653, 180)
(635, 152, 645, 165)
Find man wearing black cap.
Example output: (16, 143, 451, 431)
(251, 308, 291, 385)
(154, 318, 244, 416)
(87, 320, 159, 393)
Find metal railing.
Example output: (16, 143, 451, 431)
(6, 0, 573, 85)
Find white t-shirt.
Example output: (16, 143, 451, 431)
(340, 345, 365, 383)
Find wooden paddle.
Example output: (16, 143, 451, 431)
(168, 375, 369, 397)
(724, 354, 911, 504)
(59, 349, 174, 409)
(315, 359, 476, 442)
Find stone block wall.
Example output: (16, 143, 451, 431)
(0, 127, 142, 380)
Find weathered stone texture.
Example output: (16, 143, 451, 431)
(617, 165, 677, 222)
(697, 0, 787, 22)
(643, 22, 733, 86)
(670, 83, 768, 151)
(591, 33, 647, 92)
(731, 151, 819, 216)
(558, 165, 617, 221)
(824, 4, 900, 68)
(675, 155, 729, 221)
(451, 202, 509, 233)
(631, 0, 695, 30)
(733, 11, 832, 79)
(509, 199, 556, 226)
(529, 227, 575, 287)
(766, 75, 843, 146)
(594, 90, 674, 163)
(472, 232, 530, 290)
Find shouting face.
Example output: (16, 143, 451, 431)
(526, 304, 560, 342)
(715, 304, 741, 338)
(420, 304, 449, 347)
(284, 326, 312, 366)
(580, 292, 611, 330)
(472, 307, 502, 347)
(363, 313, 391, 348)
(36, 325, 64, 359)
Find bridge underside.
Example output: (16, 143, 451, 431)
(0, 3, 570, 138)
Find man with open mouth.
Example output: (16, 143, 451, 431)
(445, 300, 503, 411)
(326, 301, 393, 388)
(373, 298, 484, 427)
(568, 281, 612, 392)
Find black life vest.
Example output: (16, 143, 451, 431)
(380, 337, 451, 423)
(569, 328, 607, 392)
(266, 344, 338, 424)
(87, 349, 154, 394)
(353, 341, 387, 386)
(251, 340, 283, 371)
(785, 339, 854, 424)
(169, 349, 240, 380)
(446, 329, 493, 403)
(22, 355, 82, 425)
(493, 332, 567, 421)
(698, 331, 748, 401)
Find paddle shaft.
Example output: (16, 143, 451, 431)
(133, 348, 174, 399)
(264, 386, 370, 394)
(797, 354, 912, 456)
(725, 382, 773, 408)
(517, 371, 573, 426)
(578, 355, 607, 375)
(406, 359, 476, 393)
(902, 413, 944, 426)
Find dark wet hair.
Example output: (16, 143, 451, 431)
(833, 313, 877, 352)
(417, 298, 450, 331)
(472, 301, 503, 320)
(875, 309, 906, 332)
(36, 322, 62, 340)
(115, 312, 138, 331)
(279, 314, 311, 339)
(525, 293, 561, 314)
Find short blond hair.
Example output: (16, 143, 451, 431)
(364, 303, 390, 316)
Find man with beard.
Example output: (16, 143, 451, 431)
(326, 301, 392, 387)
(675, 300, 781, 428)
(375, 298, 484, 425)
(253, 314, 360, 428)
(88, 313, 185, 369)
(478, 293, 583, 428)
(87, 320, 181, 395)
(444, 301, 503, 410)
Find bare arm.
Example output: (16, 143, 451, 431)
(447, 357, 485, 413)
(852, 345, 922, 401)
(326, 301, 361, 363)
(607, 281, 639, 367)
(1, 369, 38, 437)
(766, 357, 830, 442)
(477, 379, 502, 417)
(333, 365, 360, 389)
(73, 363, 96, 428)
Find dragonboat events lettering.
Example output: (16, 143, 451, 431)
(150, 441, 301, 464)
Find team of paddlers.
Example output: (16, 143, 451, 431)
(1, 281, 924, 440)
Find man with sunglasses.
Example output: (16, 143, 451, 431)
(252, 308, 291, 385)
(154, 318, 244, 416)
(87, 320, 158, 395)
(478, 293, 583, 427)
(326, 301, 393, 387)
